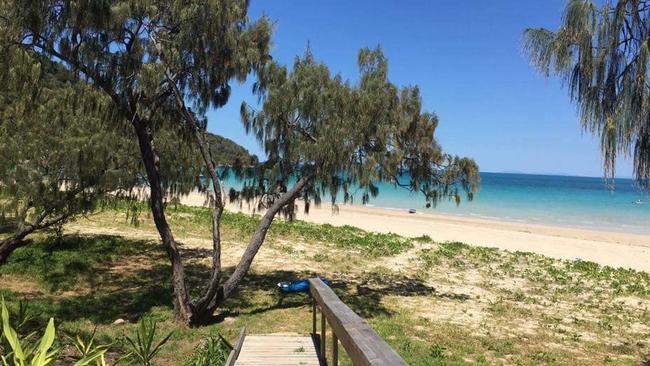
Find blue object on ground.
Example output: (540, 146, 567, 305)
(277, 278, 330, 293)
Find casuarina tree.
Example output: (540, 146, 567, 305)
(1, 1, 478, 325)
(0, 52, 140, 264)
(239, 48, 480, 212)
(524, 0, 650, 188)
(1, 0, 271, 325)
(169, 46, 480, 325)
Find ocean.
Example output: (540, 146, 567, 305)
(223, 172, 650, 235)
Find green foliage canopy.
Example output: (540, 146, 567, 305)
(525, 0, 650, 188)
(0, 0, 274, 324)
(241, 48, 480, 210)
(0, 50, 139, 248)
(0, 0, 270, 194)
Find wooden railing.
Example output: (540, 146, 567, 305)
(225, 327, 246, 366)
(309, 278, 408, 366)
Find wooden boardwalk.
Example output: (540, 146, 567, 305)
(226, 278, 408, 365)
(234, 334, 321, 366)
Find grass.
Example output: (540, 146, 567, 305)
(0, 203, 649, 365)
(100, 200, 418, 256)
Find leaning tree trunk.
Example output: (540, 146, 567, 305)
(218, 175, 314, 305)
(132, 117, 195, 325)
(0, 236, 30, 264)
(0, 212, 69, 266)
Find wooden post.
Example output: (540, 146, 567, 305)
(332, 333, 338, 366)
(312, 298, 317, 336)
(321, 310, 327, 364)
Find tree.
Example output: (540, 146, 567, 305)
(1, 1, 478, 326)
(174, 46, 479, 325)
(0, 50, 217, 265)
(239, 48, 480, 212)
(0, 50, 140, 264)
(524, 0, 650, 188)
(1, 0, 272, 325)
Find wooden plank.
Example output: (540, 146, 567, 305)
(234, 334, 320, 366)
(312, 298, 317, 335)
(226, 327, 246, 366)
(309, 278, 408, 366)
(332, 332, 339, 366)
(320, 309, 327, 363)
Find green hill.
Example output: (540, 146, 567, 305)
(205, 132, 258, 166)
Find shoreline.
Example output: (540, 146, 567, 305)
(178, 191, 650, 272)
(340, 203, 650, 236)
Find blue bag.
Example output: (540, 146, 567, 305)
(277, 278, 330, 293)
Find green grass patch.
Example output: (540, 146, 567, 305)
(0, 234, 146, 291)
(102, 200, 416, 256)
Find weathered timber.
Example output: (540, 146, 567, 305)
(309, 278, 408, 366)
(226, 327, 246, 366)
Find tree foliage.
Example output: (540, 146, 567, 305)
(0, 50, 139, 263)
(1, 0, 478, 326)
(524, 0, 650, 188)
(1, 0, 272, 325)
(240, 48, 480, 213)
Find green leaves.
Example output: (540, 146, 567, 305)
(33, 319, 56, 366)
(122, 317, 173, 366)
(183, 334, 232, 366)
(1, 300, 25, 363)
(1, 299, 112, 366)
(0, 299, 58, 366)
(69, 327, 111, 366)
(242, 47, 479, 210)
(524, 0, 650, 188)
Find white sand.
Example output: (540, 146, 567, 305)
(179, 191, 650, 272)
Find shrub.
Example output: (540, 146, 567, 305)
(183, 335, 232, 366)
(122, 317, 173, 366)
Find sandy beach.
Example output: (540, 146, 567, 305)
(178, 190, 650, 272)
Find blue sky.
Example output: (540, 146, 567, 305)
(207, 0, 634, 178)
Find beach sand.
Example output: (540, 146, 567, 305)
(179, 191, 650, 272)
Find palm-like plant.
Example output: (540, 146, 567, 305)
(122, 318, 173, 366)
(69, 327, 111, 366)
(1, 299, 110, 366)
(524, 0, 650, 188)
(1, 300, 57, 366)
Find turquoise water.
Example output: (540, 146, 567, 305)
(223, 172, 650, 235)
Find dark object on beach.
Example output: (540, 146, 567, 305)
(277, 278, 331, 293)
(409, 208, 417, 214)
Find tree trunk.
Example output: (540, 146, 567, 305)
(162, 66, 229, 323)
(0, 236, 30, 264)
(220, 175, 314, 302)
(146, 61, 316, 325)
(132, 117, 195, 325)
(0, 212, 70, 266)
(191, 206, 223, 323)
(187, 174, 313, 324)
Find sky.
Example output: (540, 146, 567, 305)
(207, 0, 635, 178)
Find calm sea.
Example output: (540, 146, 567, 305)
(223, 172, 650, 235)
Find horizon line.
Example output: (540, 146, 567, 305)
(483, 170, 634, 179)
